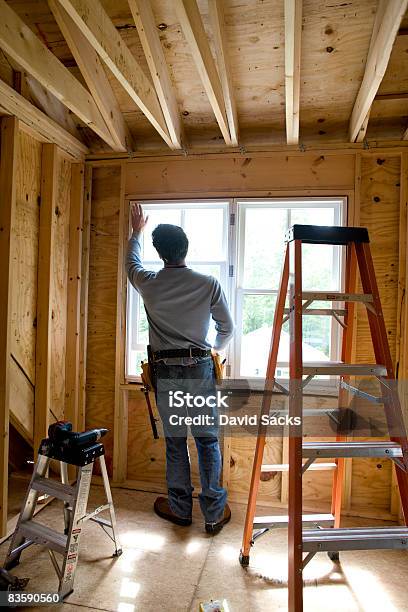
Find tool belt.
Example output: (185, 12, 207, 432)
(152, 347, 212, 360)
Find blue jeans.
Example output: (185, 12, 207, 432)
(154, 357, 227, 523)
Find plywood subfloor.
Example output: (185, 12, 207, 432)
(1, 485, 407, 612)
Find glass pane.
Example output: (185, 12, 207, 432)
(243, 208, 287, 289)
(142, 208, 181, 260)
(240, 295, 330, 377)
(128, 349, 147, 378)
(190, 264, 221, 282)
(240, 294, 289, 377)
(290, 207, 335, 226)
(290, 207, 339, 290)
(184, 208, 225, 261)
(137, 299, 149, 345)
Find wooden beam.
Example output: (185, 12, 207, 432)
(48, 0, 133, 153)
(0, 116, 19, 536)
(175, 0, 232, 145)
(350, 0, 408, 142)
(284, 0, 302, 145)
(113, 168, 129, 483)
(0, 0, 118, 150)
(64, 163, 84, 433)
(208, 0, 238, 146)
(34, 144, 58, 454)
(55, 0, 172, 147)
(78, 166, 92, 432)
(0, 79, 88, 159)
(128, 0, 183, 149)
(356, 0, 387, 143)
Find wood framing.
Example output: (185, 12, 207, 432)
(64, 163, 85, 432)
(48, 0, 133, 153)
(0, 116, 19, 536)
(34, 144, 58, 454)
(113, 168, 129, 483)
(355, 0, 387, 143)
(0, 80, 87, 160)
(55, 0, 171, 147)
(284, 0, 302, 145)
(128, 0, 183, 150)
(175, 0, 232, 145)
(0, 0, 117, 150)
(349, 0, 408, 142)
(78, 166, 92, 432)
(208, 0, 239, 146)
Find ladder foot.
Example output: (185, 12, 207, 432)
(113, 548, 123, 557)
(327, 551, 340, 562)
(239, 551, 250, 567)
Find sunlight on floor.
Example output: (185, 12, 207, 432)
(185, 539, 203, 555)
(121, 530, 166, 552)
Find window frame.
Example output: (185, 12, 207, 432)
(231, 197, 346, 381)
(125, 196, 346, 385)
(125, 198, 232, 381)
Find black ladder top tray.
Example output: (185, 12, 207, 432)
(285, 224, 369, 245)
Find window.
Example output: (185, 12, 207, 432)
(235, 199, 344, 378)
(126, 201, 230, 379)
(125, 197, 344, 381)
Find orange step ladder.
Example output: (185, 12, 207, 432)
(239, 224, 408, 612)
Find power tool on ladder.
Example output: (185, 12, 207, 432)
(239, 225, 408, 612)
(3, 421, 122, 600)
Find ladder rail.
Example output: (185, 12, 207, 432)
(240, 244, 290, 561)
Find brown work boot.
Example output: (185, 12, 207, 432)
(205, 504, 231, 534)
(154, 496, 192, 527)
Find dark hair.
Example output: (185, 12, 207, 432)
(152, 224, 189, 264)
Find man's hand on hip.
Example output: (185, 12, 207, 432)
(131, 202, 149, 233)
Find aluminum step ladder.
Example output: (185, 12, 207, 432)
(3, 437, 122, 599)
(239, 224, 408, 612)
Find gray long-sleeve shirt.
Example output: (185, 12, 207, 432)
(126, 231, 235, 354)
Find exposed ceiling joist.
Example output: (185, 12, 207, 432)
(208, 0, 238, 146)
(355, 0, 387, 143)
(56, 0, 172, 148)
(0, 0, 117, 150)
(284, 0, 302, 145)
(349, 0, 408, 143)
(48, 0, 134, 153)
(0, 79, 88, 159)
(175, 0, 233, 145)
(128, 0, 183, 150)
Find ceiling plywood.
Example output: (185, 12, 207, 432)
(300, 0, 377, 140)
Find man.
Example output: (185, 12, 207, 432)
(126, 203, 235, 534)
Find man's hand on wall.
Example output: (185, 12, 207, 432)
(131, 202, 149, 233)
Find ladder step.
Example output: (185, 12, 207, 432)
(283, 308, 347, 317)
(18, 521, 67, 555)
(303, 527, 408, 552)
(254, 513, 334, 529)
(302, 441, 402, 459)
(261, 462, 336, 473)
(301, 291, 373, 303)
(32, 476, 76, 503)
(302, 362, 387, 376)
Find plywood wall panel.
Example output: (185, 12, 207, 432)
(86, 165, 122, 468)
(356, 156, 401, 365)
(11, 130, 41, 385)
